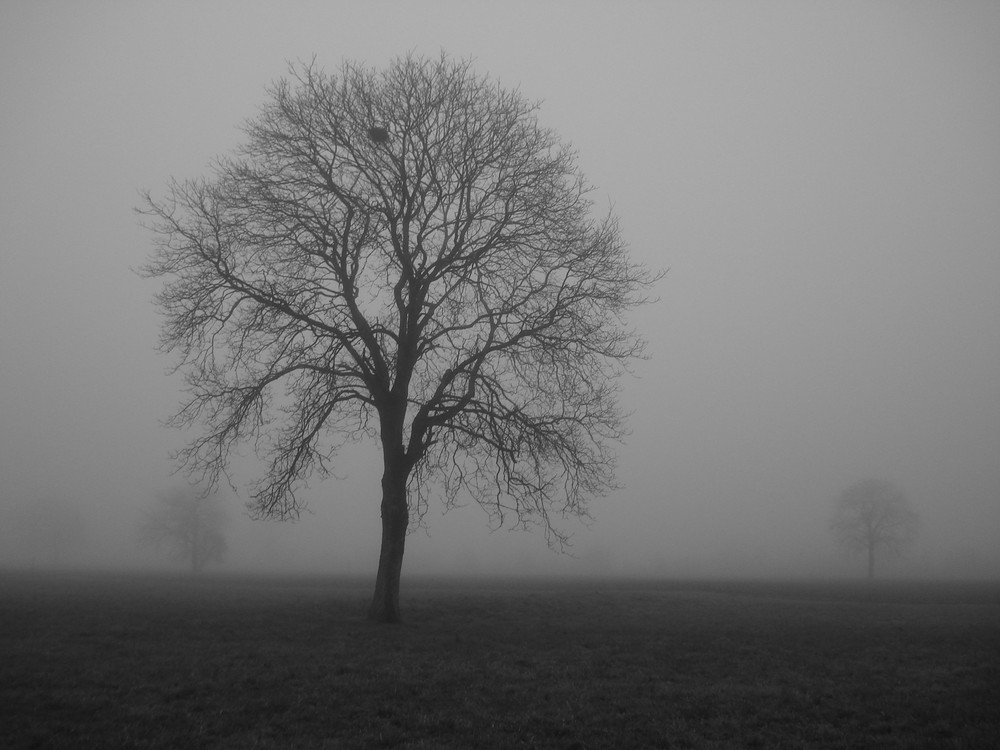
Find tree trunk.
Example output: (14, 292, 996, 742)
(867, 540, 875, 580)
(368, 465, 409, 623)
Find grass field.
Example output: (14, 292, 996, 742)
(2, 571, 998, 749)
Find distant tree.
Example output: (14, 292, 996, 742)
(830, 479, 919, 579)
(138, 488, 229, 573)
(140, 54, 659, 621)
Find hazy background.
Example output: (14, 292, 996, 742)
(2, 1, 998, 580)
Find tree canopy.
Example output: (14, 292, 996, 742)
(141, 54, 659, 620)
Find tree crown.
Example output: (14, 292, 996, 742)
(140, 54, 660, 545)
(830, 478, 919, 554)
(137, 488, 229, 571)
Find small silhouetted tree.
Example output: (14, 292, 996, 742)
(140, 54, 659, 621)
(830, 479, 919, 579)
(138, 488, 229, 573)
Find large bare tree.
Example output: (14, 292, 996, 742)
(140, 54, 659, 621)
(830, 479, 919, 579)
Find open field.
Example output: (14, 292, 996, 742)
(2, 571, 998, 749)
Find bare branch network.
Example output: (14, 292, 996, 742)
(140, 54, 660, 552)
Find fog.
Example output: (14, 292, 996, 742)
(2, 1, 998, 581)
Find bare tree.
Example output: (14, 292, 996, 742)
(137, 488, 229, 574)
(830, 479, 919, 579)
(140, 54, 659, 621)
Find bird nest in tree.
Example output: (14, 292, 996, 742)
(368, 126, 389, 144)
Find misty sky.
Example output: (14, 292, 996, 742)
(2, 1, 998, 579)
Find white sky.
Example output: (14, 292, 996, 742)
(1, 1, 998, 579)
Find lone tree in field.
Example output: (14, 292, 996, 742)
(140, 54, 658, 622)
(137, 488, 229, 574)
(830, 479, 919, 579)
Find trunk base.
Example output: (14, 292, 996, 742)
(367, 596, 402, 624)
(368, 485, 408, 623)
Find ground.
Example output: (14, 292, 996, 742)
(2, 571, 998, 748)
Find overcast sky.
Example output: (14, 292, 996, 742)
(2, 1, 998, 579)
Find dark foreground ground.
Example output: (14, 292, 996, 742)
(1, 571, 998, 749)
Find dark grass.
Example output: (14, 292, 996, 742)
(2, 571, 998, 749)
